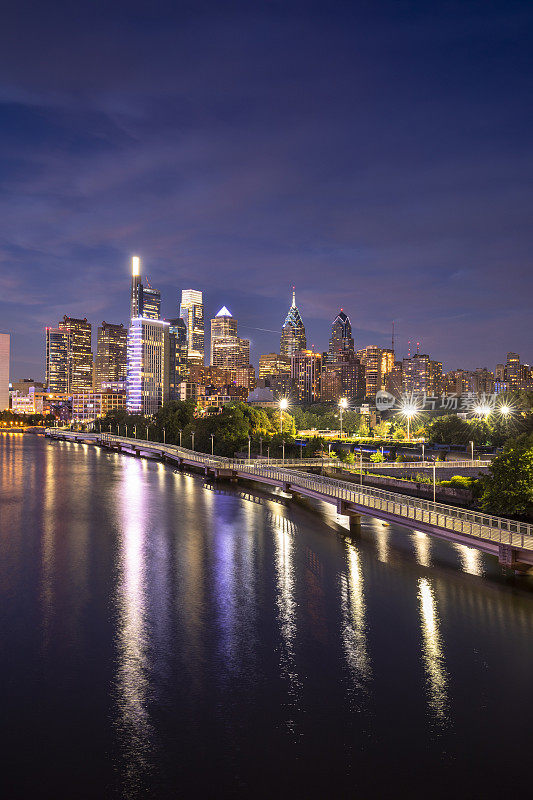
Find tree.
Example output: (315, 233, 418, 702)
(481, 432, 533, 519)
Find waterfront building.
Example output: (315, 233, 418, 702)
(168, 317, 189, 401)
(280, 289, 306, 359)
(11, 387, 45, 415)
(0, 333, 10, 410)
(58, 316, 93, 392)
(45, 327, 69, 392)
(177, 381, 206, 401)
(72, 389, 126, 422)
(126, 317, 170, 415)
(95, 322, 127, 390)
(180, 289, 205, 364)
(291, 349, 321, 403)
(258, 353, 291, 380)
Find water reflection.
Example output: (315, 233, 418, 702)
(418, 578, 449, 724)
(340, 542, 371, 695)
(454, 543, 483, 577)
(413, 531, 432, 568)
(273, 513, 300, 729)
(116, 458, 154, 793)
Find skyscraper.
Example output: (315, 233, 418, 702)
(95, 322, 128, 389)
(45, 327, 69, 392)
(291, 349, 321, 402)
(0, 333, 10, 410)
(506, 352, 520, 391)
(210, 306, 250, 369)
(126, 317, 170, 414)
(130, 256, 161, 320)
(131, 256, 142, 318)
(58, 316, 93, 392)
(329, 310, 354, 355)
(280, 289, 306, 359)
(168, 317, 189, 401)
(180, 289, 205, 364)
(357, 346, 394, 399)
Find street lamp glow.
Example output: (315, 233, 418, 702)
(474, 404, 491, 418)
(339, 397, 348, 409)
(279, 398, 289, 411)
(499, 404, 511, 417)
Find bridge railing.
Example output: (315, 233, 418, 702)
(236, 463, 533, 551)
(49, 431, 532, 551)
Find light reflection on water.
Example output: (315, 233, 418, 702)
(418, 577, 449, 724)
(340, 541, 371, 697)
(116, 457, 154, 792)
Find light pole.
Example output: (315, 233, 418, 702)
(134, 425, 137, 439)
(339, 397, 347, 439)
(191, 431, 195, 450)
(125, 425, 128, 437)
(282, 439, 285, 463)
(422, 443, 425, 463)
(259, 436, 263, 457)
(267, 446, 270, 462)
(432, 464, 436, 502)
(359, 447, 363, 485)
(279, 398, 288, 434)
(146, 426, 149, 440)
(470, 440, 474, 460)
(211, 433, 214, 456)
(179, 429, 182, 447)
(163, 427, 166, 444)
(248, 436, 251, 460)
(300, 442, 303, 460)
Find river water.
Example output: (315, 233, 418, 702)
(1, 433, 532, 799)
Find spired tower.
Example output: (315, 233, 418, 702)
(280, 288, 306, 359)
(329, 310, 354, 355)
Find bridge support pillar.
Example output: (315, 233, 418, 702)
(498, 544, 531, 574)
(337, 499, 361, 535)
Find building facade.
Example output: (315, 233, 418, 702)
(180, 289, 205, 364)
(95, 322, 127, 390)
(357, 346, 394, 399)
(168, 317, 189, 401)
(258, 353, 291, 380)
(329, 310, 354, 355)
(58, 316, 93, 392)
(280, 290, 306, 359)
(72, 390, 126, 422)
(291, 349, 321, 403)
(126, 317, 170, 415)
(45, 327, 69, 392)
(0, 333, 9, 410)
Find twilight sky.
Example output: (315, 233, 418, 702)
(1, 0, 532, 379)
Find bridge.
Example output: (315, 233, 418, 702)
(45, 430, 533, 572)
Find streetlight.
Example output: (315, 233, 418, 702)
(191, 431, 195, 450)
(499, 404, 512, 417)
(211, 433, 215, 455)
(339, 397, 348, 439)
(470, 440, 474, 460)
(282, 439, 285, 463)
(179, 429, 182, 447)
(134, 425, 137, 439)
(359, 447, 363, 485)
(432, 463, 436, 502)
(125, 425, 128, 437)
(248, 435, 251, 460)
(300, 442, 303, 460)
(267, 446, 270, 462)
(421, 442, 425, 463)
(398, 399, 418, 441)
(259, 436, 263, 457)
(279, 398, 288, 434)
(163, 427, 166, 444)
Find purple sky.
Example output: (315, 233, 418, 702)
(1, 0, 532, 379)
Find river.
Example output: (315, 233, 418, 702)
(1, 433, 532, 798)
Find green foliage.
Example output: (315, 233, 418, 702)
(480, 432, 533, 519)
(439, 475, 475, 489)
(370, 451, 385, 462)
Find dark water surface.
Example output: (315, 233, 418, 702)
(1, 433, 532, 799)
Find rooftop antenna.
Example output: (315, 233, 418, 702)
(408, 339, 411, 358)
(145, 276, 152, 289)
(416, 340, 420, 354)
(291, 285, 296, 307)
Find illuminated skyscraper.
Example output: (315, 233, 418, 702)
(329, 310, 354, 354)
(280, 289, 306, 359)
(291, 349, 321, 402)
(130, 256, 161, 320)
(180, 289, 205, 364)
(58, 316, 93, 392)
(357, 346, 394, 399)
(95, 322, 127, 389)
(45, 327, 69, 392)
(168, 317, 189, 401)
(210, 306, 250, 369)
(126, 317, 170, 415)
(0, 333, 10, 410)
(259, 353, 291, 380)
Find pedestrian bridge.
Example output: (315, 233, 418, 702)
(45, 430, 533, 571)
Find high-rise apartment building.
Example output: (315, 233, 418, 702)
(402, 353, 442, 395)
(168, 317, 189, 401)
(0, 333, 9, 410)
(506, 352, 520, 391)
(210, 306, 237, 362)
(126, 317, 170, 415)
(180, 289, 205, 364)
(280, 289, 306, 359)
(291, 349, 321, 403)
(320, 352, 363, 402)
(58, 316, 93, 392)
(46, 327, 69, 392)
(95, 322, 127, 389)
(358, 346, 394, 399)
(141, 283, 161, 320)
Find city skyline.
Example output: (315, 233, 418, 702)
(1, 1, 532, 378)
